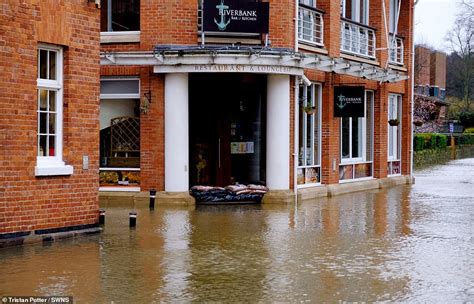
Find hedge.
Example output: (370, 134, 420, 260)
(457, 134, 474, 146)
(414, 133, 448, 151)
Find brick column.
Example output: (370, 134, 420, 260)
(140, 69, 165, 191)
(321, 73, 340, 184)
(317, 0, 341, 58)
(373, 84, 388, 178)
(371, 0, 390, 67)
(399, 0, 414, 176)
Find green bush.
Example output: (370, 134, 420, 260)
(464, 127, 474, 133)
(413, 133, 448, 151)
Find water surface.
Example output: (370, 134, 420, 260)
(1, 159, 473, 302)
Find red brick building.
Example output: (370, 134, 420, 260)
(0, 0, 101, 245)
(99, 0, 414, 202)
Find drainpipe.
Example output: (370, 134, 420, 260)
(295, 0, 299, 52)
(294, 0, 299, 203)
(294, 77, 300, 205)
(410, 1, 416, 182)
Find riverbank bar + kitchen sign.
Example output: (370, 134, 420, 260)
(334, 86, 365, 117)
(203, 0, 270, 33)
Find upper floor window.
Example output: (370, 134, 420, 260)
(36, 45, 73, 176)
(101, 0, 140, 32)
(298, 0, 324, 46)
(389, 0, 399, 33)
(341, 0, 369, 25)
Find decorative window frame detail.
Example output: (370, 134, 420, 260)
(36, 44, 73, 176)
(298, 1, 324, 47)
(339, 90, 374, 182)
(297, 82, 322, 187)
(388, 93, 402, 176)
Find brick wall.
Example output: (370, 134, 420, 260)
(415, 46, 431, 86)
(0, 0, 100, 234)
(430, 51, 446, 89)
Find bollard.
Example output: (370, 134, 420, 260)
(129, 212, 137, 228)
(99, 209, 106, 225)
(149, 188, 157, 210)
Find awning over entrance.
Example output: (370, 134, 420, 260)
(100, 45, 409, 83)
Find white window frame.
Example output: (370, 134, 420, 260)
(341, 0, 370, 25)
(36, 44, 73, 176)
(100, 0, 141, 42)
(100, 77, 141, 99)
(297, 83, 322, 188)
(388, 94, 402, 162)
(339, 90, 374, 182)
(99, 77, 141, 174)
(340, 92, 369, 164)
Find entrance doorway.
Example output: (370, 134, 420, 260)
(189, 73, 266, 187)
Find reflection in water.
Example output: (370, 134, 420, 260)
(1, 159, 473, 302)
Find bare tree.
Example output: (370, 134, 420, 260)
(446, 0, 474, 111)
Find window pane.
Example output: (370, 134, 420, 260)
(111, 0, 140, 31)
(366, 91, 373, 161)
(39, 135, 47, 156)
(39, 113, 47, 134)
(39, 89, 47, 111)
(49, 135, 55, 156)
(298, 87, 305, 166)
(49, 113, 56, 134)
(342, 117, 350, 158)
(39, 50, 47, 79)
(100, 79, 140, 95)
(49, 91, 56, 112)
(49, 51, 56, 80)
(313, 87, 320, 166)
(351, 117, 361, 158)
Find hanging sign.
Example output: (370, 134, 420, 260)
(203, 0, 269, 34)
(334, 86, 365, 117)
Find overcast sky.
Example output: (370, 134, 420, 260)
(414, 0, 462, 51)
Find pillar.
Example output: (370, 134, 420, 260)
(165, 73, 189, 192)
(266, 74, 290, 190)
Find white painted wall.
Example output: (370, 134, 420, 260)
(165, 73, 189, 192)
(266, 75, 290, 190)
(100, 99, 137, 130)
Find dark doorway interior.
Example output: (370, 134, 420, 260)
(189, 73, 266, 187)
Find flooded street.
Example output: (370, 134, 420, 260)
(1, 159, 473, 303)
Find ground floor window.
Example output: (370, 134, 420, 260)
(99, 78, 141, 188)
(297, 83, 322, 186)
(388, 94, 401, 175)
(340, 90, 374, 181)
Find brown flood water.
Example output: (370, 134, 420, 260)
(1, 159, 473, 303)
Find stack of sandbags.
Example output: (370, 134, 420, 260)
(190, 184, 268, 203)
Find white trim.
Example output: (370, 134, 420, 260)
(100, 51, 408, 83)
(339, 176, 374, 184)
(35, 164, 73, 176)
(297, 182, 322, 189)
(100, 31, 140, 44)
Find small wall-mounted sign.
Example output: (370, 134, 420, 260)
(203, 0, 269, 34)
(334, 86, 365, 117)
